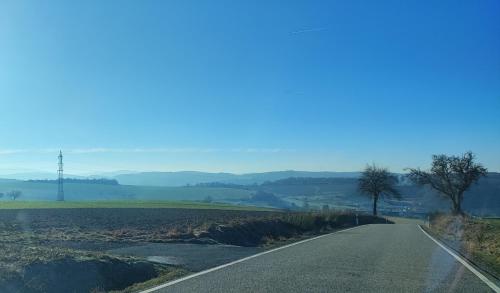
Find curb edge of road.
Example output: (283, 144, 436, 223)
(139, 224, 365, 293)
(418, 224, 500, 293)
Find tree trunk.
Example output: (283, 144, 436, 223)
(373, 195, 378, 216)
(456, 192, 464, 215)
(453, 200, 463, 215)
(451, 194, 463, 215)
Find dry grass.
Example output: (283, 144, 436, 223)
(428, 213, 500, 277)
(109, 267, 189, 293)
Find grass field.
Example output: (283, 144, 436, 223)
(0, 180, 254, 202)
(0, 200, 275, 211)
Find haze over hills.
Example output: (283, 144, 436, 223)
(0, 170, 361, 186)
(0, 172, 86, 181)
(113, 171, 362, 186)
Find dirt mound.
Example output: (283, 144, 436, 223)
(197, 214, 390, 246)
(199, 220, 299, 246)
(1, 257, 158, 293)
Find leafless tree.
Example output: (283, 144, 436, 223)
(358, 165, 400, 216)
(7, 190, 22, 201)
(406, 151, 487, 215)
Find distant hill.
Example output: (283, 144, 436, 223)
(114, 171, 237, 186)
(114, 171, 361, 186)
(463, 172, 500, 215)
(28, 178, 119, 185)
(0, 172, 86, 181)
(255, 174, 500, 216)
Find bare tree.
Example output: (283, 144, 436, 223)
(7, 190, 22, 201)
(358, 165, 400, 216)
(406, 152, 487, 215)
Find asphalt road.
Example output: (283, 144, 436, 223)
(150, 224, 494, 292)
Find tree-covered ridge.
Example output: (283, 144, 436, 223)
(27, 178, 119, 185)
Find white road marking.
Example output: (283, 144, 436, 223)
(140, 225, 364, 293)
(418, 225, 500, 293)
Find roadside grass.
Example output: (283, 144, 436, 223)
(0, 243, 111, 274)
(427, 213, 500, 278)
(473, 218, 500, 276)
(192, 211, 391, 246)
(385, 216, 424, 225)
(0, 200, 276, 211)
(108, 267, 189, 293)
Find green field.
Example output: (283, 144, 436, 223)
(0, 200, 275, 211)
(0, 180, 254, 202)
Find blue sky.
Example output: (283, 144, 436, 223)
(0, 0, 499, 174)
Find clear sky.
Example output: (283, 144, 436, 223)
(0, 0, 499, 174)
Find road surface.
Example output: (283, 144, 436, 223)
(148, 224, 495, 292)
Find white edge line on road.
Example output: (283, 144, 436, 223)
(140, 225, 363, 293)
(418, 225, 500, 293)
